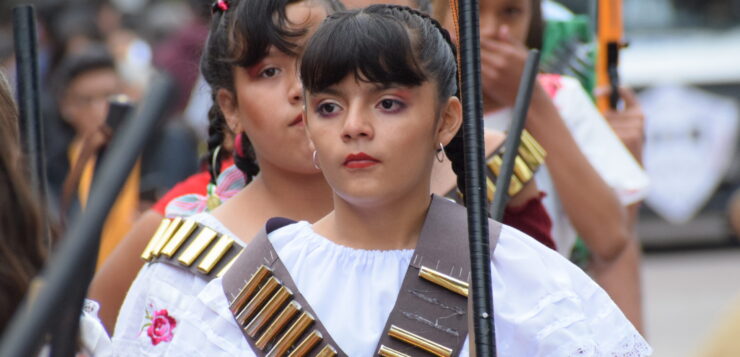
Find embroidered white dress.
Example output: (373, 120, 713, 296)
(109, 213, 245, 355)
(110, 213, 651, 356)
(485, 74, 650, 257)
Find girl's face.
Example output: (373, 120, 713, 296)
(444, 0, 531, 44)
(304, 76, 461, 206)
(219, 2, 327, 175)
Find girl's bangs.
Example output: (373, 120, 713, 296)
(301, 11, 427, 93)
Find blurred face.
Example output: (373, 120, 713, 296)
(304, 76, 461, 207)
(60, 68, 121, 135)
(443, 0, 531, 44)
(219, 2, 327, 175)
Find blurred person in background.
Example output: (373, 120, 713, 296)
(598, 86, 645, 163)
(46, 45, 141, 269)
(152, 0, 211, 116)
(429, 0, 649, 331)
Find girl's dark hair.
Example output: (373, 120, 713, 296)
(53, 45, 116, 101)
(0, 71, 46, 336)
(201, 0, 343, 183)
(301, 4, 471, 195)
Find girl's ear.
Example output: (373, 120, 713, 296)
(437, 96, 463, 146)
(216, 88, 241, 133)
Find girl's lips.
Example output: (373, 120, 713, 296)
(343, 152, 380, 168)
(289, 115, 303, 127)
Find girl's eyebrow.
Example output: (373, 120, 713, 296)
(312, 87, 343, 97)
(311, 83, 411, 97)
(369, 82, 413, 92)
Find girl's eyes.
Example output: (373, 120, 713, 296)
(314, 97, 405, 117)
(259, 67, 281, 78)
(316, 102, 341, 116)
(502, 6, 523, 17)
(376, 98, 405, 113)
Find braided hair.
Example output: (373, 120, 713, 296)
(201, 0, 343, 183)
(301, 4, 469, 195)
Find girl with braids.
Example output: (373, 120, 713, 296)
(104, 0, 343, 351)
(159, 5, 650, 356)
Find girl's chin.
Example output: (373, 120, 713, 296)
(335, 187, 390, 206)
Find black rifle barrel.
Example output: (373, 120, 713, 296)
(490, 50, 541, 221)
(458, 0, 496, 355)
(12, 5, 47, 209)
(0, 75, 174, 357)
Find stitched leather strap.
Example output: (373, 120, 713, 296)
(375, 195, 502, 356)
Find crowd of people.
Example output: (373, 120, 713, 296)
(1, 0, 654, 355)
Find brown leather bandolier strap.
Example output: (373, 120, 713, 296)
(140, 217, 244, 280)
(222, 217, 347, 356)
(221, 195, 503, 356)
(447, 129, 547, 202)
(375, 195, 501, 357)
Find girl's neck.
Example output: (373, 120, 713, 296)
(313, 185, 432, 251)
(213, 160, 333, 242)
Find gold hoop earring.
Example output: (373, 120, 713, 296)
(436, 142, 446, 163)
(312, 150, 320, 169)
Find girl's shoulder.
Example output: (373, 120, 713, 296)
(491, 225, 652, 356)
(109, 213, 246, 354)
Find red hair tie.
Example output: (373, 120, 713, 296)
(212, 0, 229, 13)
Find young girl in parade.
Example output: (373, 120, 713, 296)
(152, 5, 651, 356)
(106, 0, 342, 350)
(90, 0, 556, 335)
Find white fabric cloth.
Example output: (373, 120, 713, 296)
(80, 299, 112, 355)
(485, 75, 650, 256)
(110, 214, 651, 356)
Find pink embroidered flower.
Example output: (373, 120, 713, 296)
(145, 309, 177, 345)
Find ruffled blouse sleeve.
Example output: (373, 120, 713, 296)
(458, 225, 652, 356)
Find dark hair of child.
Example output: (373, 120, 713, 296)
(300, 4, 472, 195)
(0, 72, 47, 336)
(52, 45, 116, 102)
(201, 0, 344, 184)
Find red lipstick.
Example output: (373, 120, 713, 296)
(289, 114, 303, 127)
(343, 152, 380, 169)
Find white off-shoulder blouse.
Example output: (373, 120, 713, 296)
(109, 214, 651, 356)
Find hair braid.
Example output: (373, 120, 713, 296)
(206, 96, 226, 184)
(234, 132, 260, 179)
(384, 4, 458, 71)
